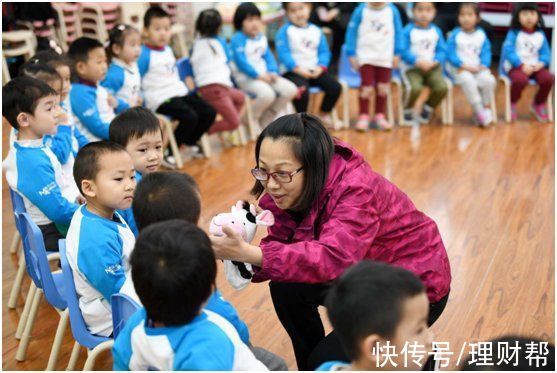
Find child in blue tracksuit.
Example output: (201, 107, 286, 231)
(401, 2, 448, 125)
(231, 3, 298, 130)
(447, 3, 496, 127)
(69, 37, 124, 142)
(102, 24, 143, 110)
(276, 2, 342, 126)
(502, 3, 554, 122)
(112, 221, 268, 370)
(344, 2, 404, 131)
(3, 77, 81, 251)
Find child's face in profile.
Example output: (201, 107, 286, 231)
(86, 151, 136, 212)
(55, 65, 71, 100)
(242, 15, 262, 37)
(519, 10, 539, 30)
(286, 3, 311, 27)
(77, 47, 108, 83)
(413, 3, 436, 26)
(145, 16, 172, 48)
(19, 94, 63, 138)
(125, 131, 163, 175)
(115, 31, 142, 64)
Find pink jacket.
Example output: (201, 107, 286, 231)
(253, 140, 451, 303)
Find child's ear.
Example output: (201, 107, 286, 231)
(80, 179, 96, 199)
(111, 44, 122, 56)
(75, 61, 87, 77)
(361, 333, 383, 368)
(16, 112, 31, 129)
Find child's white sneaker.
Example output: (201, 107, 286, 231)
(355, 114, 370, 132)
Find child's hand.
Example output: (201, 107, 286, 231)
(463, 64, 480, 73)
(107, 94, 118, 108)
(533, 62, 545, 72)
(392, 56, 400, 69)
(258, 73, 273, 83)
(416, 60, 432, 72)
(269, 73, 278, 83)
(134, 96, 143, 107)
(76, 195, 86, 205)
(349, 57, 359, 71)
(310, 66, 323, 78)
(56, 110, 69, 125)
(294, 67, 313, 79)
(521, 64, 535, 76)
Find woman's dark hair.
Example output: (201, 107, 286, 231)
(251, 113, 334, 213)
(107, 24, 140, 62)
(196, 9, 222, 37)
(459, 3, 480, 19)
(131, 220, 216, 326)
(510, 3, 545, 30)
(233, 2, 261, 31)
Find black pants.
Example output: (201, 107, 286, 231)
(283, 71, 342, 113)
(38, 223, 65, 252)
(156, 93, 216, 146)
(270, 281, 449, 370)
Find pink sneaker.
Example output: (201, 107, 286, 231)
(530, 103, 549, 123)
(511, 103, 518, 121)
(355, 114, 370, 131)
(474, 109, 488, 127)
(373, 113, 393, 130)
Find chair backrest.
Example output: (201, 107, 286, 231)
(9, 188, 26, 233)
(18, 212, 67, 309)
(176, 57, 193, 81)
(111, 293, 141, 338)
(59, 241, 112, 349)
(338, 44, 361, 87)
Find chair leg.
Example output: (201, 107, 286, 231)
(83, 340, 114, 371)
(16, 288, 43, 361)
(341, 82, 350, 128)
(46, 309, 69, 370)
(9, 254, 27, 309)
(547, 87, 554, 121)
(386, 86, 394, 125)
(15, 282, 36, 339)
(449, 84, 455, 125)
(501, 78, 511, 123)
(10, 231, 20, 254)
(331, 107, 342, 130)
(67, 342, 81, 371)
(237, 126, 248, 146)
(396, 82, 410, 126)
(200, 134, 212, 158)
(490, 90, 498, 124)
(164, 119, 183, 169)
(244, 97, 258, 141)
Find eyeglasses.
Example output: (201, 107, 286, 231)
(251, 167, 303, 183)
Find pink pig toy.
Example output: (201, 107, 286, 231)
(209, 200, 274, 290)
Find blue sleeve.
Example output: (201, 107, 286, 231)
(480, 30, 492, 68)
(205, 290, 250, 344)
(73, 126, 89, 149)
(137, 46, 150, 77)
(502, 30, 522, 68)
(275, 24, 298, 71)
(77, 225, 127, 302)
(47, 125, 73, 165)
(115, 97, 130, 114)
(173, 324, 235, 370)
(391, 4, 405, 56)
(16, 152, 79, 225)
(217, 36, 232, 62)
(117, 208, 138, 237)
(317, 28, 332, 67)
(434, 26, 446, 64)
(101, 65, 125, 96)
(70, 85, 110, 140)
(401, 24, 417, 65)
(446, 29, 463, 67)
(263, 44, 279, 74)
(539, 32, 551, 67)
(344, 4, 364, 57)
(231, 33, 260, 78)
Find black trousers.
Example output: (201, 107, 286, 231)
(38, 223, 65, 252)
(156, 93, 216, 146)
(270, 281, 450, 370)
(283, 71, 342, 113)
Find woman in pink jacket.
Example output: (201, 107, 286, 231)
(210, 113, 451, 370)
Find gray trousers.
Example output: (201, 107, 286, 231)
(454, 69, 496, 112)
(250, 345, 288, 371)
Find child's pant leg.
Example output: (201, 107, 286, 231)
(476, 69, 497, 107)
(374, 66, 392, 115)
(238, 79, 276, 122)
(403, 68, 425, 109)
(259, 77, 298, 126)
(199, 84, 245, 135)
(455, 70, 482, 112)
(508, 68, 530, 104)
(359, 64, 375, 115)
(532, 68, 555, 105)
(424, 65, 448, 108)
(310, 71, 342, 113)
(283, 72, 311, 112)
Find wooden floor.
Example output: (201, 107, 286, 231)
(2, 85, 555, 370)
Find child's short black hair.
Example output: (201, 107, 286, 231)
(2, 76, 57, 130)
(107, 24, 140, 61)
(67, 37, 104, 77)
(109, 107, 162, 147)
(412, 2, 437, 11)
(73, 141, 128, 195)
(195, 9, 222, 37)
(459, 3, 480, 18)
(130, 220, 216, 325)
(144, 6, 170, 29)
(325, 260, 426, 361)
(510, 3, 545, 30)
(27, 50, 69, 70)
(233, 3, 261, 31)
(19, 59, 61, 85)
(132, 171, 201, 231)
(461, 336, 555, 370)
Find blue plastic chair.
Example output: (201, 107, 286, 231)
(59, 241, 114, 370)
(8, 188, 26, 309)
(498, 46, 554, 123)
(111, 293, 141, 338)
(14, 213, 70, 369)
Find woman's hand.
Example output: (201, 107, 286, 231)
(210, 226, 263, 266)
